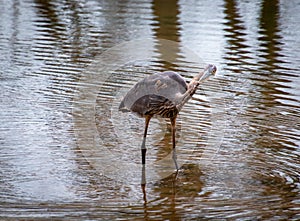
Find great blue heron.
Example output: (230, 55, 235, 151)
(119, 64, 216, 170)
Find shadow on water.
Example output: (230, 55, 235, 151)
(142, 164, 204, 220)
(152, 0, 181, 71)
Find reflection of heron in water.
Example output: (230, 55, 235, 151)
(119, 64, 216, 170)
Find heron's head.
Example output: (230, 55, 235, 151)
(199, 64, 217, 83)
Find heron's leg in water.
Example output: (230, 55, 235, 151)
(141, 164, 147, 203)
(141, 116, 151, 202)
(170, 116, 179, 170)
(141, 116, 151, 165)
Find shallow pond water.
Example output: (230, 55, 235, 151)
(0, 0, 300, 220)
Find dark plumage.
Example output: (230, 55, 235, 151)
(119, 71, 187, 118)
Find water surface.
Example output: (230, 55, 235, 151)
(0, 0, 299, 220)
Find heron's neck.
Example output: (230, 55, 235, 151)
(176, 80, 199, 111)
(191, 71, 203, 83)
(175, 70, 206, 111)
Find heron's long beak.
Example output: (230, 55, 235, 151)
(199, 64, 217, 83)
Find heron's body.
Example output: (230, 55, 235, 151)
(119, 71, 187, 118)
(119, 64, 216, 169)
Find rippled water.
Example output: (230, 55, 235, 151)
(1, 0, 300, 220)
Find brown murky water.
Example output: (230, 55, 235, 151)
(1, 0, 300, 220)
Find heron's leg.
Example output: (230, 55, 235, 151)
(141, 116, 151, 165)
(141, 117, 151, 204)
(141, 164, 147, 204)
(170, 116, 179, 170)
